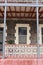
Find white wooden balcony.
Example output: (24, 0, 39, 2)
(5, 44, 43, 59)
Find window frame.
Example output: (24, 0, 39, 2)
(15, 24, 31, 44)
(39, 24, 43, 44)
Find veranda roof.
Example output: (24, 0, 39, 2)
(0, 0, 43, 19)
(0, 6, 43, 19)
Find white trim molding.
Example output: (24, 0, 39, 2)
(15, 24, 31, 44)
(0, 24, 4, 27)
(39, 24, 43, 44)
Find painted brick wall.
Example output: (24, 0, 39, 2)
(6, 20, 37, 44)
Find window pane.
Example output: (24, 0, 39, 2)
(18, 27, 27, 44)
(0, 28, 3, 52)
(0, 28, 3, 32)
(19, 35, 27, 44)
(18, 27, 27, 35)
(42, 28, 43, 43)
(42, 28, 43, 35)
(0, 28, 3, 43)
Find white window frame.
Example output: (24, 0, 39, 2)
(15, 24, 31, 44)
(39, 24, 43, 44)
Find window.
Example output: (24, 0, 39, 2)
(0, 28, 3, 51)
(39, 25, 43, 44)
(0, 28, 3, 44)
(18, 27, 27, 44)
(41, 28, 43, 43)
(15, 24, 31, 44)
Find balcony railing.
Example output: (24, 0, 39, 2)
(5, 44, 43, 59)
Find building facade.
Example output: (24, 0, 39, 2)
(0, 0, 43, 65)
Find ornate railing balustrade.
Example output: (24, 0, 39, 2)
(5, 44, 43, 59)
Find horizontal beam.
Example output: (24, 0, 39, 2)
(0, 3, 43, 7)
(6, 16, 36, 18)
(0, 11, 43, 13)
(0, 16, 43, 19)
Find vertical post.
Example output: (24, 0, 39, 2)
(3, 1, 6, 58)
(36, 0, 40, 58)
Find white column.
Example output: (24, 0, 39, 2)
(3, 1, 6, 58)
(36, 0, 40, 58)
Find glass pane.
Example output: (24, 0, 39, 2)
(18, 27, 27, 44)
(18, 27, 27, 35)
(19, 35, 27, 44)
(42, 36, 43, 43)
(0, 28, 3, 52)
(0, 28, 3, 43)
(0, 28, 3, 32)
(42, 28, 43, 35)
(42, 28, 43, 43)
